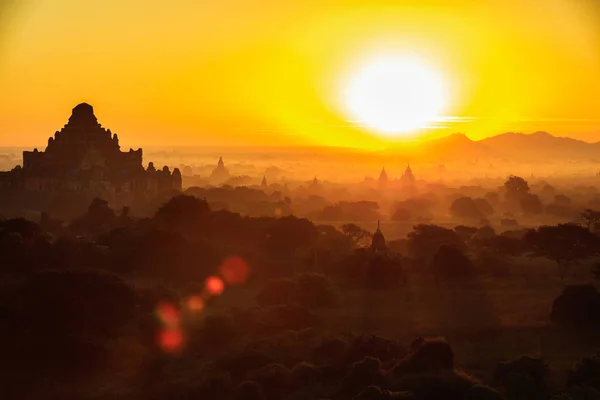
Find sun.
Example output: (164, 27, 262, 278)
(345, 56, 448, 136)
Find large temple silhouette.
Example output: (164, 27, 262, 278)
(0, 103, 182, 198)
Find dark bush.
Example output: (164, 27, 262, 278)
(262, 304, 323, 332)
(335, 249, 405, 290)
(353, 385, 414, 399)
(554, 386, 600, 400)
(256, 278, 300, 308)
(246, 363, 291, 400)
(295, 272, 338, 309)
(345, 334, 407, 364)
(237, 381, 266, 400)
(493, 356, 548, 399)
(290, 361, 321, 389)
(15, 268, 136, 338)
(342, 356, 387, 393)
(475, 251, 511, 278)
(234, 304, 322, 335)
(568, 354, 600, 391)
(432, 245, 475, 280)
(395, 369, 479, 400)
(394, 337, 454, 376)
(551, 285, 600, 326)
(465, 384, 504, 399)
(214, 349, 274, 381)
(198, 313, 239, 349)
(257, 273, 338, 309)
(314, 336, 348, 364)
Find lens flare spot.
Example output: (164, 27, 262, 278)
(274, 208, 282, 216)
(219, 255, 249, 285)
(187, 295, 204, 311)
(159, 329, 183, 353)
(206, 276, 225, 296)
(156, 302, 180, 328)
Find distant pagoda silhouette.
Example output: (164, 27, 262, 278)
(210, 156, 230, 182)
(378, 167, 388, 190)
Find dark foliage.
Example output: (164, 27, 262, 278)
(450, 197, 483, 221)
(290, 361, 321, 389)
(407, 224, 465, 262)
(256, 278, 299, 307)
(233, 304, 322, 335)
(466, 384, 505, 400)
(15, 268, 136, 338)
(334, 249, 405, 290)
(553, 386, 600, 400)
(550, 285, 600, 326)
(153, 194, 210, 233)
(523, 225, 600, 267)
(454, 225, 479, 241)
(197, 313, 239, 349)
(504, 176, 530, 203)
(493, 356, 549, 400)
(342, 356, 387, 393)
(246, 363, 292, 400)
(394, 337, 454, 376)
(475, 250, 511, 278)
(295, 272, 338, 309)
(394, 369, 480, 400)
(520, 194, 543, 215)
(568, 354, 600, 391)
(256, 273, 338, 309)
(237, 381, 266, 400)
(345, 334, 407, 365)
(432, 244, 475, 280)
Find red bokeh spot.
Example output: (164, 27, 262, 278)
(219, 255, 249, 285)
(187, 295, 204, 311)
(156, 302, 180, 328)
(159, 329, 183, 352)
(205, 276, 225, 296)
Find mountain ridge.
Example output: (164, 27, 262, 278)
(385, 131, 600, 162)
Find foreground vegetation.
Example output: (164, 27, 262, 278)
(1, 184, 600, 399)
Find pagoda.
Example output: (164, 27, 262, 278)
(0, 103, 182, 197)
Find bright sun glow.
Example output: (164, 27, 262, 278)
(345, 56, 448, 136)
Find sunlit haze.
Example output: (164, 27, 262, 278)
(345, 55, 447, 137)
(1, 0, 599, 148)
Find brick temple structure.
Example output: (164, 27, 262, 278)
(0, 103, 182, 199)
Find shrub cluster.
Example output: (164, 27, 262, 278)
(256, 272, 338, 309)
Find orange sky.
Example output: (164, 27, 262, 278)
(1, 0, 599, 148)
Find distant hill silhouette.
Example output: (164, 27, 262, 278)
(388, 132, 600, 162)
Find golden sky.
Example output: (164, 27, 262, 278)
(1, 0, 599, 148)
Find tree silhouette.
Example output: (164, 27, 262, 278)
(407, 224, 465, 262)
(579, 209, 600, 231)
(432, 244, 475, 281)
(504, 176, 530, 203)
(523, 224, 600, 277)
(341, 223, 372, 247)
(391, 207, 411, 221)
(153, 194, 210, 234)
(449, 197, 482, 221)
(69, 198, 117, 237)
(265, 216, 319, 259)
(474, 198, 494, 216)
(520, 194, 543, 215)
